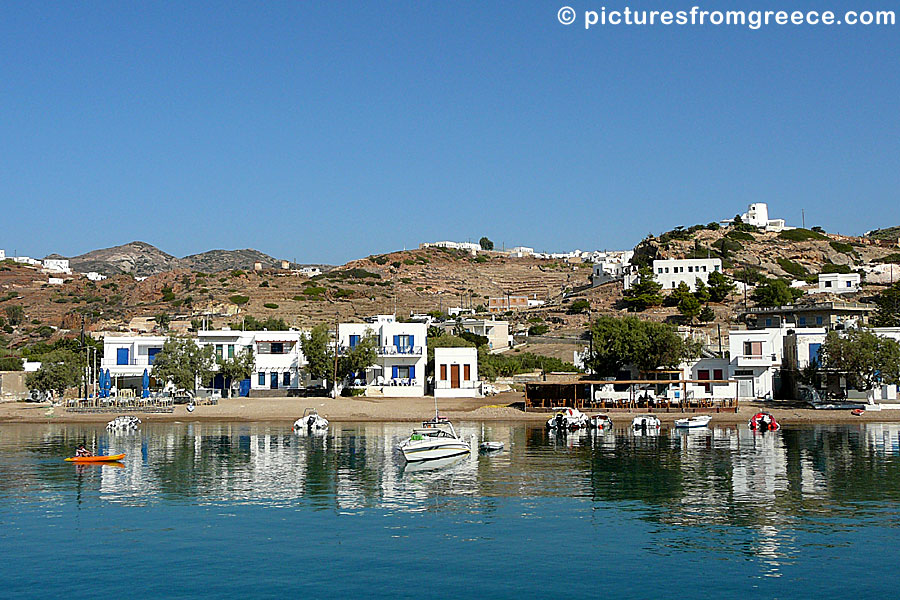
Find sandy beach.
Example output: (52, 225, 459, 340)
(2, 392, 899, 426)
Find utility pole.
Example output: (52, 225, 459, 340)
(332, 312, 339, 399)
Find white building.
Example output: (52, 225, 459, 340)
(591, 250, 634, 286)
(197, 329, 308, 392)
(816, 272, 861, 294)
(42, 258, 71, 274)
(338, 315, 427, 397)
(295, 266, 322, 277)
(0, 249, 5, 260)
(419, 241, 481, 253)
(722, 203, 794, 232)
(433, 347, 480, 398)
(728, 327, 793, 400)
(440, 318, 511, 353)
(508, 246, 534, 258)
(625, 258, 722, 291)
(12, 256, 41, 266)
(83, 272, 108, 282)
(102, 329, 310, 395)
(47, 277, 64, 285)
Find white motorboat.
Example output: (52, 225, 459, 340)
(106, 415, 141, 432)
(293, 408, 329, 433)
(546, 407, 589, 431)
(674, 415, 712, 429)
(589, 414, 613, 431)
(479, 441, 504, 453)
(399, 417, 470, 462)
(632, 415, 661, 432)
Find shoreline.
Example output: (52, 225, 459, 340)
(2, 392, 900, 426)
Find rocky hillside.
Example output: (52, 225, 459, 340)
(65, 242, 286, 277)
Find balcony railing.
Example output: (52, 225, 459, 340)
(379, 345, 423, 356)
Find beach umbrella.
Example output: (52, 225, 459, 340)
(142, 368, 150, 398)
(101, 369, 108, 398)
(105, 369, 112, 397)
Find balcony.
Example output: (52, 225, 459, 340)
(736, 353, 778, 367)
(379, 345, 423, 356)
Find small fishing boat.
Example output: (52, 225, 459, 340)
(546, 407, 589, 431)
(293, 408, 329, 433)
(65, 453, 126, 463)
(674, 415, 712, 429)
(479, 441, 504, 453)
(632, 415, 661, 432)
(749, 412, 780, 431)
(589, 414, 613, 430)
(851, 408, 865, 416)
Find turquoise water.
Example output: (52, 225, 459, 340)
(2, 421, 900, 598)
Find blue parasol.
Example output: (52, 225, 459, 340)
(105, 368, 112, 397)
(142, 368, 150, 398)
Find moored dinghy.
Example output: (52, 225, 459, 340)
(589, 414, 613, 431)
(293, 408, 329, 433)
(479, 441, 504, 453)
(749, 411, 780, 431)
(674, 415, 712, 429)
(632, 415, 661, 435)
(546, 407, 589, 431)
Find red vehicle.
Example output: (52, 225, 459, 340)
(749, 412, 780, 431)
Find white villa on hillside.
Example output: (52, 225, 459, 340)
(815, 272, 861, 294)
(338, 315, 427, 396)
(437, 318, 511, 353)
(721, 202, 794, 232)
(42, 259, 71, 274)
(625, 258, 722, 291)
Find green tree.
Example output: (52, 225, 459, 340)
(751, 279, 803, 308)
(216, 347, 255, 394)
(819, 329, 900, 391)
(479, 237, 494, 251)
(707, 270, 735, 303)
(301, 323, 333, 381)
(5, 305, 24, 326)
(623, 267, 663, 311)
(587, 316, 700, 376)
(698, 305, 716, 323)
(678, 294, 702, 324)
(568, 299, 591, 314)
(693, 279, 711, 304)
(151, 337, 215, 392)
(665, 281, 693, 307)
(25, 350, 82, 396)
(0, 356, 24, 371)
(340, 332, 378, 381)
(155, 312, 171, 330)
(873, 282, 900, 327)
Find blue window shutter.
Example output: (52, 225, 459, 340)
(393, 335, 400, 348)
(258, 372, 265, 385)
(392, 366, 399, 379)
(350, 335, 359, 348)
(809, 343, 822, 367)
(409, 365, 415, 379)
(409, 335, 414, 348)
(117, 348, 129, 365)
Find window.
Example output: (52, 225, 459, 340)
(798, 317, 807, 326)
(349, 334, 360, 348)
(765, 319, 772, 327)
(271, 342, 284, 354)
(825, 281, 832, 288)
(228, 345, 235, 359)
(846, 281, 853, 288)
(258, 372, 265, 386)
(688, 266, 693, 273)
(714, 265, 720, 272)
(809, 343, 822, 367)
(743, 341, 763, 357)
(816, 316, 823, 325)
(658, 268, 663, 274)
(215, 344, 223, 359)
(464, 364, 471, 380)
(665, 267, 669, 273)
(283, 372, 291, 386)
(701, 266, 707, 272)
(394, 365, 411, 379)
(440, 364, 447, 380)
(148, 347, 161, 365)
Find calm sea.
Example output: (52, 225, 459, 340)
(2, 421, 900, 598)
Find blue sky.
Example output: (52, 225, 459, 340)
(1, 1, 897, 264)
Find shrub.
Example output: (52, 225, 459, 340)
(333, 288, 353, 298)
(829, 241, 855, 254)
(259, 280, 270, 287)
(776, 257, 809, 279)
(875, 253, 900, 264)
(303, 286, 326, 296)
(231, 270, 245, 277)
(821, 263, 853, 274)
(161, 287, 176, 302)
(568, 299, 591, 314)
(229, 295, 250, 305)
(263, 303, 279, 309)
(779, 228, 827, 242)
(528, 324, 550, 336)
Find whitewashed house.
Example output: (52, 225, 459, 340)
(338, 315, 426, 396)
(721, 203, 794, 232)
(625, 258, 722, 291)
(439, 318, 510, 353)
(433, 347, 480, 398)
(728, 328, 787, 400)
(102, 335, 168, 391)
(815, 273, 861, 294)
(197, 329, 308, 392)
(42, 259, 71, 274)
(83, 272, 107, 282)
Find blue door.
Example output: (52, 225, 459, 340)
(148, 347, 161, 365)
(239, 379, 251, 397)
(809, 343, 822, 367)
(270, 372, 278, 389)
(117, 348, 129, 365)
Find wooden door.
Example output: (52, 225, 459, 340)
(450, 364, 460, 389)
